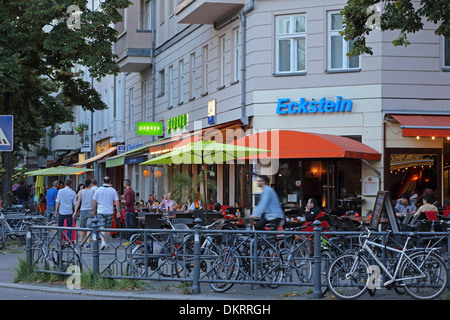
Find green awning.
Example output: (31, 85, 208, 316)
(105, 156, 125, 168)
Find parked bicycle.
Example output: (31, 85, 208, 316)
(327, 226, 448, 300)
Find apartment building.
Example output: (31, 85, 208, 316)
(83, 0, 450, 214)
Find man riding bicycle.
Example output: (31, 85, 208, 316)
(250, 175, 285, 230)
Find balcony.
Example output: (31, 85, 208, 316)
(51, 132, 77, 152)
(176, 0, 244, 25)
(114, 1, 152, 73)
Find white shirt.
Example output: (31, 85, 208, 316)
(56, 186, 77, 215)
(93, 184, 118, 215)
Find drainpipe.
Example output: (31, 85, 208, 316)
(215, 0, 254, 125)
(238, 0, 254, 125)
(150, 0, 156, 193)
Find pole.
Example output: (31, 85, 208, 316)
(313, 220, 322, 299)
(192, 218, 202, 294)
(91, 216, 100, 278)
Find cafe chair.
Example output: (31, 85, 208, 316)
(171, 218, 194, 225)
(144, 213, 164, 229)
(424, 211, 438, 221)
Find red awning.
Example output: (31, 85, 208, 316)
(391, 115, 450, 137)
(233, 130, 381, 161)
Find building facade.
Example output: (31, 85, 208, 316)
(76, 0, 450, 215)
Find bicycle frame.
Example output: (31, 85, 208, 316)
(357, 231, 439, 286)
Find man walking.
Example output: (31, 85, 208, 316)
(55, 179, 77, 242)
(122, 179, 135, 246)
(73, 179, 94, 248)
(45, 180, 59, 223)
(250, 175, 285, 230)
(92, 176, 121, 250)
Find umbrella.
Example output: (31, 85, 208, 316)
(34, 175, 44, 203)
(25, 166, 94, 176)
(139, 141, 269, 208)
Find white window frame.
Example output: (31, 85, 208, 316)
(103, 89, 108, 130)
(443, 36, 450, 69)
(169, 65, 174, 108)
(142, 81, 147, 121)
(202, 45, 208, 94)
(327, 11, 360, 71)
(110, 85, 114, 125)
(190, 52, 196, 99)
(129, 88, 134, 130)
(220, 36, 226, 87)
(140, 0, 151, 30)
(159, 69, 165, 95)
(179, 59, 184, 104)
(275, 14, 307, 74)
(233, 28, 240, 82)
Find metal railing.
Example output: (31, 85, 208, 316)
(26, 219, 450, 298)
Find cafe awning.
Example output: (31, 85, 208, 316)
(233, 130, 381, 161)
(72, 146, 117, 167)
(391, 114, 450, 137)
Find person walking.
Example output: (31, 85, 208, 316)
(73, 179, 94, 248)
(45, 181, 59, 223)
(122, 179, 135, 246)
(55, 179, 77, 243)
(92, 176, 120, 250)
(250, 175, 285, 230)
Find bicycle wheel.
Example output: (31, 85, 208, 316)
(327, 253, 370, 300)
(208, 248, 240, 293)
(400, 252, 447, 300)
(320, 250, 333, 295)
(259, 246, 283, 288)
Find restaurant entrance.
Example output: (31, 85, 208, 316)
(274, 158, 362, 214)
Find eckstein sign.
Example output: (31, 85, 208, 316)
(276, 96, 353, 115)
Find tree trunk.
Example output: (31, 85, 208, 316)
(2, 92, 13, 207)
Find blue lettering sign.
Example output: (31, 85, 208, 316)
(276, 97, 353, 115)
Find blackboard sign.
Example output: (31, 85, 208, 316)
(369, 191, 398, 232)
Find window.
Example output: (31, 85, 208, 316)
(129, 88, 134, 130)
(202, 45, 208, 94)
(169, 65, 174, 108)
(190, 52, 196, 99)
(328, 11, 360, 70)
(103, 89, 108, 130)
(233, 28, 240, 82)
(117, 79, 122, 121)
(179, 59, 184, 104)
(142, 81, 147, 121)
(444, 36, 450, 68)
(110, 85, 114, 123)
(220, 36, 226, 87)
(276, 14, 306, 73)
(140, 0, 151, 30)
(159, 69, 165, 96)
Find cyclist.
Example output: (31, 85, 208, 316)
(250, 175, 285, 230)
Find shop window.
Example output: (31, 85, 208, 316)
(328, 11, 360, 71)
(275, 14, 306, 74)
(389, 154, 438, 202)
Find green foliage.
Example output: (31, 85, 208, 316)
(171, 171, 217, 205)
(341, 0, 449, 56)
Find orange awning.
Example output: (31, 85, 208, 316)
(232, 130, 381, 161)
(391, 115, 450, 137)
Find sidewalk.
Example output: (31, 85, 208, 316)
(0, 245, 418, 302)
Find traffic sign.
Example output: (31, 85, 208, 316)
(0, 116, 13, 152)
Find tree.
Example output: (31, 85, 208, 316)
(340, 0, 450, 56)
(0, 0, 131, 205)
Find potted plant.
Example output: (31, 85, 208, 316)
(172, 171, 216, 209)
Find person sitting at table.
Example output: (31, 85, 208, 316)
(304, 198, 322, 222)
(213, 203, 224, 215)
(147, 194, 157, 206)
(160, 192, 176, 211)
(186, 194, 202, 212)
(394, 193, 416, 218)
(413, 194, 438, 219)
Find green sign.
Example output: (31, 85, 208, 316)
(136, 122, 163, 135)
(167, 114, 188, 134)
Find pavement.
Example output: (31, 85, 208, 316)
(0, 242, 423, 303)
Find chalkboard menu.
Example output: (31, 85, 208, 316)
(369, 191, 398, 232)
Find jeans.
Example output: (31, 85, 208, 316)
(46, 206, 56, 223)
(58, 214, 73, 242)
(125, 211, 135, 240)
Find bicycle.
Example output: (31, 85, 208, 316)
(327, 226, 448, 300)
